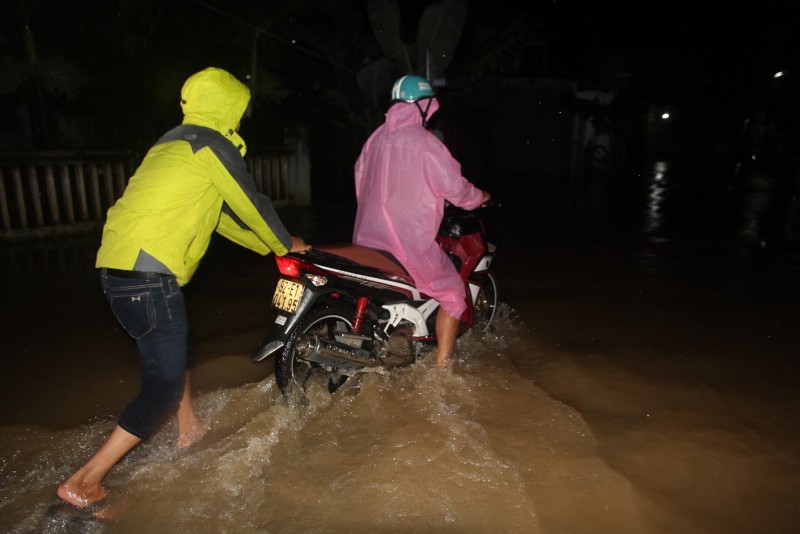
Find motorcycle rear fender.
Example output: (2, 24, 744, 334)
(251, 282, 322, 362)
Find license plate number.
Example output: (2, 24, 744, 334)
(272, 279, 304, 314)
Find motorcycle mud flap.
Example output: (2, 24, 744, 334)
(379, 333, 414, 368)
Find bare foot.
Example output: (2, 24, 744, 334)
(57, 481, 109, 508)
(51, 485, 125, 521)
(176, 422, 209, 449)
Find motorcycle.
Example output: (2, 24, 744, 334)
(252, 201, 499, 403)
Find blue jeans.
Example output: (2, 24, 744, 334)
(100, 269, 190, 439)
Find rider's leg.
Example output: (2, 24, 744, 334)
(434, 308, 460, 369)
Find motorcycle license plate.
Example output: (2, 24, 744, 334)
(272, 279, 304, 314)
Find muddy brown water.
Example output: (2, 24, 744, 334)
(1, 162, 799, 532)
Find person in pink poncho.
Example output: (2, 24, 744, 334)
(353, 75, 491, 369)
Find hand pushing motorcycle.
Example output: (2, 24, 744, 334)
(252, 200, 500, 404)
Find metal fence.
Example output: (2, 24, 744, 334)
(0, 148, 294, 242)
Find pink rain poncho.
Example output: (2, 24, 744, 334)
(353, 99, 485, 319)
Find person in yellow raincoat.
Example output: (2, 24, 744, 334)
(56, 67, 310, 515)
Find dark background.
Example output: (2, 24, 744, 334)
(2, 0, 797, 214)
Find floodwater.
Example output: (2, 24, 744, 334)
(1, 158, 799, 533)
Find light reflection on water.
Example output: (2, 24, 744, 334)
(644, 160, 668, 236)
(640, 158, 800, 253)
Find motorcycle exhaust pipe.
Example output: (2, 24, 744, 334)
(294, 334, 378, 370)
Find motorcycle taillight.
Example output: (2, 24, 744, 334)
(275, 255, 304, 277)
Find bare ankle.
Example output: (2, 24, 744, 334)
(176, 421, 209, 449)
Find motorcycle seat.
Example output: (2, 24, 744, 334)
(315, 243, 408, 276)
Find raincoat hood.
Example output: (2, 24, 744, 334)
(385, 98, 440, 131)
(180, 67, 250, 155)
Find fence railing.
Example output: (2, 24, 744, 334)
(249, 151, 291, 208)
(0, 148, 296, 242)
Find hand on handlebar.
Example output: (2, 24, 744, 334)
(290, 236, 312, 253)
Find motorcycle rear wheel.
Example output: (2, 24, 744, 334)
(473, 272, 498, 332)
(275, 302, 356, 405)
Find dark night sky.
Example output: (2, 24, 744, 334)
(1, 1, 798, 152)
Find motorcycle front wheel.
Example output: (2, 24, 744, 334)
(275, 302, 355, 405)
(473, 272, 498, 332)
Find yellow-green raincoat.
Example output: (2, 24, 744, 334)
(96, 67, 292, 285)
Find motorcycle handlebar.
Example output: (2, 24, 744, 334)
(443, 198, 501, 211)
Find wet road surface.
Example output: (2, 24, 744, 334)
(1, 158, 799, 532)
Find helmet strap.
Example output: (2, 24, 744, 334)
(414, 99, 434, 128)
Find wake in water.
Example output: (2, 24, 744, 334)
(4, 304, 575, 533)
(6, 292, 798, 533)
